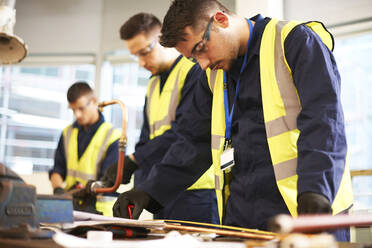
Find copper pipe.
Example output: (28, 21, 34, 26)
(164, 223, 277, 240)
(350, 169, 372, 177)
(269, 214, 372, 234)
(93, 99, 128, 193)
(97, 100, 128, 138)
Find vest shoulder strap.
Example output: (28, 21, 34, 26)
(62, 124, 74, 161)
(206, 69, 223, 94)
(146, 75, 160, 99)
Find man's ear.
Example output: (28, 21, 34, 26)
(213, 11, 229, 28)
(91, 96, 97, 105)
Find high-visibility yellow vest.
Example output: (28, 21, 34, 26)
(207, 19, 353, 222)
(63, 121, 121, 216)
(146, 56, 215, 190)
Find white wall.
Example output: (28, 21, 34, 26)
(14, 0, 103, 54)
(101, 0, 172, 53)
(13, 0, 372, 55)
(14, 0, 236, 55)
(14, 0, 172, 54)
(236, 0, 283, 19)
(100, 0, 236, 52)
(284, 0, 372, 26)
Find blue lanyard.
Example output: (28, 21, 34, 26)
(223, 19, 254, 140)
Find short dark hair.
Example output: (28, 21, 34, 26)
(160, 0, 231, 47)
(120, 13, 162, 40)
(67, 81, 93, 103)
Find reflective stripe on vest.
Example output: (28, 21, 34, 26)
(207, 68, 226, 223)
(146, 57, 193, 139)
(146, 56, 215, 191)
(146, 71, 181, 139)
(207, 19, 353, 221)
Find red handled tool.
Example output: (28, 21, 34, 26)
(108, 225, 150, 238)
(127, 204, 134, 219)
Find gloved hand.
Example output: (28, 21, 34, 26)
(72, 180, 96, 196)
(100, 155, 138, 186)
(297, 192, 332, 214)
(112, 188, 151, 219)
(72, 181, 102, 215)
(53, 187, 66, 195)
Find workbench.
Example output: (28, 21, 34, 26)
(0, 236, 369, 248)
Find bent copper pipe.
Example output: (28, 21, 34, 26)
(92, 99, 128, 194)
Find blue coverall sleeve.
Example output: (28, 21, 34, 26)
(136, 71, 213, 208)
(49, 134, 67, 180)
(97, 139, 119, 179)
(284, 24, 347, 203)
(133, 64, 205, 170)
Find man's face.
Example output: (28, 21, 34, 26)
(125, 32, 163, 75)
(175, 13, 238, 71)
(69, 94, 97, 126)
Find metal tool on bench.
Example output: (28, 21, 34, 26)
(0, 163, 73, 239)
(0, 163, 39, 229)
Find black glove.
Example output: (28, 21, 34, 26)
(70, 180, 96, 196)
(100, 156, 138, 186)
(72, 182, 102, 215)
(113, 188, 158, 219)
(53, 187, 66, 195)
(297, 192, 332, 214)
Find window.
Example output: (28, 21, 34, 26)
(101, 60, 150, 155)
(0, 64, 95, 174)
(334, 32, 372, 210)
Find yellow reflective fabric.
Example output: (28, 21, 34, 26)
(206, 68, 226, 223)
(146, 57, 215, 191)
(95, 196, 117, 217)
(261, 18, 353, 216)
(267, 130, 299, 165)
(304, 22, 334, 51)
(259, 20, 287, 123)
(276, 175, 298, 216)
(146, 57, 193, 139)
(63, 122, 120, 216)
(146, 76, 172, 139)
(332, 157, 353, 214)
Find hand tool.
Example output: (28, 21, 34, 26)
(128, 204, 134, 219)
(108, 225, 150, 238)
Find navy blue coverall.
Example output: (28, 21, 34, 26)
(133, 55, 219, 223)
(136, 15, 350, 241)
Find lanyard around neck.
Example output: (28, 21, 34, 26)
(223, 19, 254, 140)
